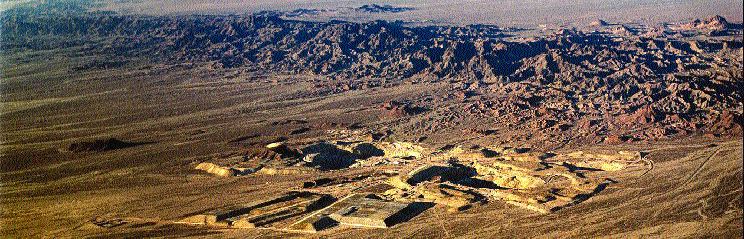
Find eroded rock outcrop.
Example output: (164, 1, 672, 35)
(4, 12, 741, 143)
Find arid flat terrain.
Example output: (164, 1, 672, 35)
(1, 1, 742, 238)
(97, 0, 744, 26)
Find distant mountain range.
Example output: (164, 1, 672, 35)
(2, 10, 742, 142)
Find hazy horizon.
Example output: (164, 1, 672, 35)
(95, 0, 743, 26)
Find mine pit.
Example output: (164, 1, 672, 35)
(326, 194, 432, 228)
(178, 192, 431, 232)
(177, 191, 335, 229)
(6, 3, 743, 237)
(187, 136, 648, 230)
(301, 142, 361, 170)
(196, 140, 427, 174)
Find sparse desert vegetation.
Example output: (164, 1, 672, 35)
(1, 1, 742, 238)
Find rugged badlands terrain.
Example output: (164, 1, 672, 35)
(1, 4, 743, 238)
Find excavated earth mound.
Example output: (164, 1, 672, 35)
(191, 136, 645, 218)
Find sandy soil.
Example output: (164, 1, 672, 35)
(1, 53, 741, 237)
(1, 2, 742, 237)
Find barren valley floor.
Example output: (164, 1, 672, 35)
(1, 2, 743, 237)
(1, 56, 742, 238)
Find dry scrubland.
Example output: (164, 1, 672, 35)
(1, 1, 743, 238)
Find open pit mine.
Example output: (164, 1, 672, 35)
(1, 1, 742, 238)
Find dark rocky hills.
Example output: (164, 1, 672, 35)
(356, 4, 415, 13)
(2, 12, 742, 143)
(1, 6, 743, 238)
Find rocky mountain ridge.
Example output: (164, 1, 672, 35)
(2, 12, 742, 143)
